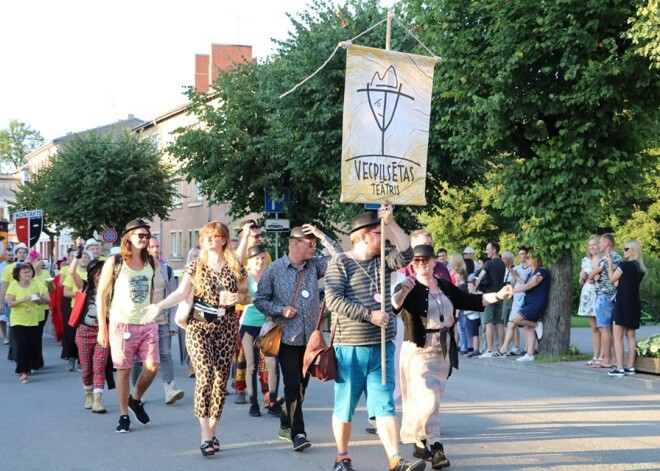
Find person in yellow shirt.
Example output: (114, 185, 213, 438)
(6, 262, 50, 383)
(27, 251, 55, 371)
(0, 242, 30, 359)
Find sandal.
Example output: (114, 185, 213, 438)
(591, 362, 612, 368)
(212, 437, 220, 452)
(19, 373, 29, 384)
(200, 440, 215, 457)
(585, 357, 598, 366)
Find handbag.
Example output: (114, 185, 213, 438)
(68, 290, 88, 328)
(302, 301, 338, 381)
(255, 268, 306, 357)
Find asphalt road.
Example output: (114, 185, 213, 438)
(1, 327, 659, 471)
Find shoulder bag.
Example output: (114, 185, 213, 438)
(302, 300, 338, 381)
(68, 288, 88, 328)
(255, 268, 306, 357)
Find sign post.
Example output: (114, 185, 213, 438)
(264, 188, 291, 260)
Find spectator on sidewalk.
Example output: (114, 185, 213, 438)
(463, 247, 476, 275)
(508, 246, 533, 356)
(578, 237, 602, 365)
(476, 241, 506, 357)
(400, 230, 451, 282)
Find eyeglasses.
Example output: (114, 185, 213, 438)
(203, 234, 224, 242)
(624, 247, 630, 252)
(133, 233, 151, 240)
(412, 257, 431, 265)
(298, 239, 317, 248)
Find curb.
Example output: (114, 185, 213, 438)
(462, 356, 660, 393)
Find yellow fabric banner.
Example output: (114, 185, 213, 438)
(341, 45, 436, 206)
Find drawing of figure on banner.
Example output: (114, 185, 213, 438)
(15, 210, 44, 248)
(341, 45, 436, 206)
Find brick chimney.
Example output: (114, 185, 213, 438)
(195, 54, 210, 93)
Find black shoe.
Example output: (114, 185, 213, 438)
(365, 427, 378, 434)
(200, 440, 215, 457)
(293, 433, 311, 451)
(249, 403, 261, 417)
(116, 415, 130, 433)
(430, 443, 450, 469)
(268, 404, 283, 417)
(128, 395, 150, 424)
(413, 443, 432, 461)
(390, 458, 426, 471)
(334, 457, 356, 471)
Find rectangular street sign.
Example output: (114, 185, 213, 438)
(264, 188, 290, 214)
(265, 219, 290, 232)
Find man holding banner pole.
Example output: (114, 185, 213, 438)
(325, 204, 425, 471)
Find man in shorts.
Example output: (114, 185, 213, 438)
(325, 205, 424, 471)
(97, 219, 158, 433)
(476, 241, 506, 357)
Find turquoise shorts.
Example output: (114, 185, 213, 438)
(333, 341, 395, 423)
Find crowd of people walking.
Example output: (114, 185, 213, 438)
(0, 207, 649, 470)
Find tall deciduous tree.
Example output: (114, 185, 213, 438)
(11, 132, 177, 237)
(170, 0, 479, 234)
(0, 120, 44, 173)
(404, 0, 660, 354)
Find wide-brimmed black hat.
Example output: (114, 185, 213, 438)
(125, 218, 150, 233)
(289, 226, 315, 240)
(247, 244, 267, 258)
(350, 212, 380, 233)
(413, 244, 436, 258)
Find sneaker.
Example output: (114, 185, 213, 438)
(608, 368, 625, 377)
(334, 458, 356, 471)
(2, 338, 8, 345)
(509, 347, 522, 356)
(234, 392, 247, 404)
(66, 358, 75, 372)
(164, 381, 185, 405)
(268, 403, 283, 417)
(479, 351, 495, 358)
(535, 321, 543, 340)
(128, 395, 150, 424)
(516, 354, 535, 362)
(249, 403, 261, 417)
(365, 426, 378, 434)
(430, 442, 450, 469)
(413, 443, 432, 461)
(459, 350, 468, 355)
(292, 433, 311, 451)
(390, 457, 426, 471)
(116, 415, 130, 433)
(492, 351, 507, 358)
(466, 350, 481, 358)
(624, 367, 636, 376)
(278, 426, 292, 442)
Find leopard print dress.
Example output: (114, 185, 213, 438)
(185, 259, 245, 418)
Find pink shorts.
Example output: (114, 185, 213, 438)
(109, 322, 160, 369)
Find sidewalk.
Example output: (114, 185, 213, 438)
(466, 325, 660, 393)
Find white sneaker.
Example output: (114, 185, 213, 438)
(164, 381, 185, 404)
(479, 351, 495, 358)
(535, 321, 543, 340)
(509, 347, 522, 356)
(516, 354, 535, 362)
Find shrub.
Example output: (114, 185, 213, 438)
(636, 334, 660, 359)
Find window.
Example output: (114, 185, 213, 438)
(188, 229, 200, 249)
(172, 181, 182, 206)
(170, 231, 182, 258)
(151, 133, 161, 152)
(188, 180, 203, 204)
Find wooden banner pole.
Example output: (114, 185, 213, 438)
(381, 9, 393, 386)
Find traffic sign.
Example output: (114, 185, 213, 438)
(265, 219, 290, 232)
(101, 228, 118, 244)
(264, 188, 290, 214)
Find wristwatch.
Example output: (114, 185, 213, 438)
(363, 308, 372, 323)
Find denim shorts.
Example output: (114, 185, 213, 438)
(595, 295, 614, 328)
(333, 341, 395, 423)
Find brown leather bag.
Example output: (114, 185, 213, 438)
(255, 268, 306, 357)
(302, 300, 337, 382)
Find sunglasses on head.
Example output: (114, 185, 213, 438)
(298, 239, 317, 248)
(624, 246, 630, 252)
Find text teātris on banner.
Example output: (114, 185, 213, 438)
(341, 45, 436, 207)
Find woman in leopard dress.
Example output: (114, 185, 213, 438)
(142, 221, 248, 456)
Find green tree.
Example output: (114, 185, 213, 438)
(404, 0, 660, 354)
(0, 120, 44, 173)
(170, 0, 480, 235)
(11, 132, 177, 237)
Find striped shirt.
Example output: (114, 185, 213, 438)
(325, 247, 413, 345)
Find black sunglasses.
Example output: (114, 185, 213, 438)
(134, 233, 151, 240)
